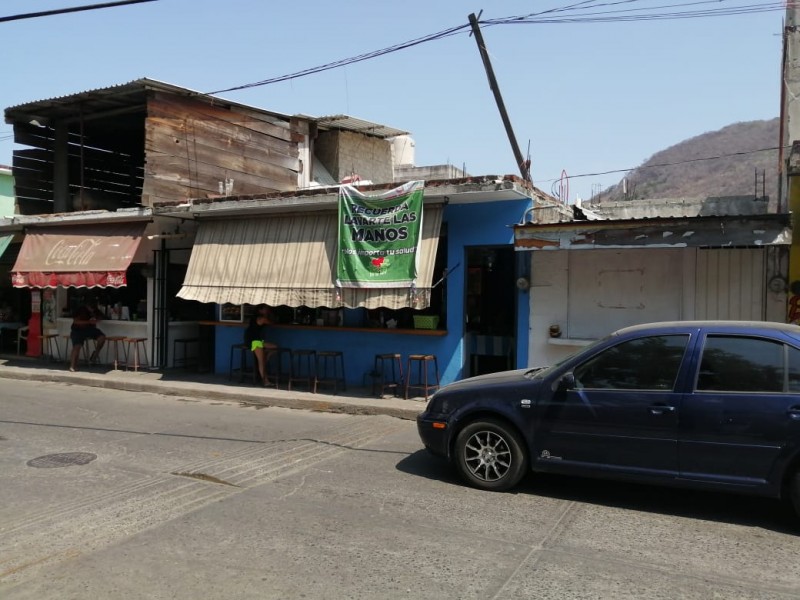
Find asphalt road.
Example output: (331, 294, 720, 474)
(1, 379, 799, 599)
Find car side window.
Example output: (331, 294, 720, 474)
(787, 346, 800, 392)
(573, 335, 689, 390)
(696, 335, 783, 393)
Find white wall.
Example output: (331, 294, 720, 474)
(526, 247, 774, 367)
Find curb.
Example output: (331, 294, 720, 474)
(0, 367, 423, 421)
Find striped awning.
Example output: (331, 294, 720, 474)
(177, 205, 443, 309)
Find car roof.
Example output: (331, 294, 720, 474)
(613, 320, 800, 337)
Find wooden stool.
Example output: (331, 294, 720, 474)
(373, 353, 404, 397)
(62, 336, 97, 365)
(288, 349, 317, 393)
(316, 351, 346, 394)
(173, 337, 198, 369)
(105, 336, 127, 370)
(81, 339, 98, 364)
(41, 333, 61, 362)
(60, 334, 72, 364)
(124, 337, 149, 371)
(266, 347, 292, 388)
(229, 343, 255, 382)
(404, 354, 440, 401)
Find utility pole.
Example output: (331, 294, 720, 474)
(468, 12, 531, 184)
(780, 6, 800, 213)
(782, 2, 800, 321)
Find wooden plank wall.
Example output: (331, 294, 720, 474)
(143, 92, 307, 205)
(12, 123, 55, 208)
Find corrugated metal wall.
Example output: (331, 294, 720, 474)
(565, 248, 684, 339)
(695, 248, 765, 320)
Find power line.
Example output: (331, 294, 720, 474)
(535, 144, 786, 185)
(208, 23, 469, 95)
(207, 1, 783, 96)
(485, 1, 787, 24)
(0, 0, 157, 24)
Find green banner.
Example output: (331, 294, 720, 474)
(337, 180, 425, 288)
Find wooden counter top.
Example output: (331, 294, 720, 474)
(197, 321, 447, 336)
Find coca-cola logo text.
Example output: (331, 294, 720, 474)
(45, 239, 102, 267)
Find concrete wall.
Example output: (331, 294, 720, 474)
(0, 167, 15, 216)
(394, 164, 467, 182)
(315, 130, 393, 184)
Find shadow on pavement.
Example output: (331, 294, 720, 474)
(0, 353, 381, 397)
(397, 448, 800, 535)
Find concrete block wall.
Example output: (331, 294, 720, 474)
(315, 130, 393, 184)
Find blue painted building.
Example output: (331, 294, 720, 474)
(157, 176, 549, 390)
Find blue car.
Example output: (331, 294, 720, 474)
(417, 321, 800, 519)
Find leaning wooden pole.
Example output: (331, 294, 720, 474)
(468, 12, 531, 184)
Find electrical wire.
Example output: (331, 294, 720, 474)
(484, 1, 788, 25)
(0, 0, 157, 23)
(207, 1, 783, 95)
(535, 144, 786, 185)
(208, 23, 470, 95)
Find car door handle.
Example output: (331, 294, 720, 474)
(788, 406, 800, 420)
(649, 404, 676, 416)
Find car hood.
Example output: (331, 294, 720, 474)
(441, 368, 533, 394)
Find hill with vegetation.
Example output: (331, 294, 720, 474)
(599, 118, 779, 202)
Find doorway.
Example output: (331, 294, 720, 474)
(465, 246, 516, 377)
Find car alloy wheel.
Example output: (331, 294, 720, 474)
(454, 419, 527, 491)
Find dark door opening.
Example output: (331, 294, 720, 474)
(465, 246, 516, 377)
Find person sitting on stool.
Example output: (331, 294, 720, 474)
(69, 304, 106, 372)
(244, 305, 277, 386)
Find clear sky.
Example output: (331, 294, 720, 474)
(0, 0, 784, 202)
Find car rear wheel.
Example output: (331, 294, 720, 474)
(454, 419, 528, 491)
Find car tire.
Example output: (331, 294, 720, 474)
(454, 418, 528, 491)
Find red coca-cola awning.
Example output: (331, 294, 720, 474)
(12, 221, 146, 289)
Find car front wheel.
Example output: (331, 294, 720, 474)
(454, 419, 528, 491)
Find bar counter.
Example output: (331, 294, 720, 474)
(55, 318, 200, 367)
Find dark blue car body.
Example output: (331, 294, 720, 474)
(417, 321, 800, 510)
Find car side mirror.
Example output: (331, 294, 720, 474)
(556, 372, 576, 392)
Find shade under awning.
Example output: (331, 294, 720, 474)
(12, 222, 147, 288)
(178, 205, 443, 309)
(0, 234, 13, 261)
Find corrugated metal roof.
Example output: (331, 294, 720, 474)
(314, 114, 409, 139)
(526, 196, 779, 226)
(574, 196, 773, 220)
(6, 80, 408, 141)
(4, 78, 293, 124)
(514, 213, 792, 250)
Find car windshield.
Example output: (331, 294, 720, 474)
(526, 335, 613, 380)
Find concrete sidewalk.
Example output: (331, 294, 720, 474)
(0, 355, 427, 421)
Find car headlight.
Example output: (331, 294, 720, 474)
(426, 390, 455, 415)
